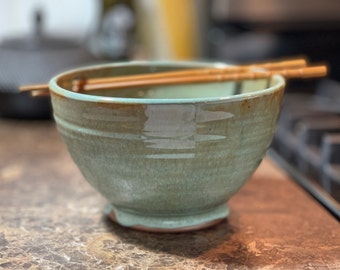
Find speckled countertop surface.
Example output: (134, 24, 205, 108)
(0, 120, 339, 270)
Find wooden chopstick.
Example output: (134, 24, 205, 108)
(80, 66, 327, 91)
(20, 84, 49, 92)
(73, 58, 308, 87)
(19, 58, 327, 97)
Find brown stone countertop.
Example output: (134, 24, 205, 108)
(0, 120, 339, 270)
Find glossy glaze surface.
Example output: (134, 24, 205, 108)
(50, 62, 285, 231)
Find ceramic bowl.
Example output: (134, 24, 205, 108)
(49, 61, 285, 232)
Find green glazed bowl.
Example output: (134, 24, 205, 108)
(49, 61, 285, 232)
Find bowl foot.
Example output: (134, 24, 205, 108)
(105, 203, 229, 233)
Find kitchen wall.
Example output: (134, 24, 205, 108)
(0, 0, 100, 41)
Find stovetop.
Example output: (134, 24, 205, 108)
(270, 79, 340, 221)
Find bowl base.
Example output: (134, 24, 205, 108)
(105, 203, 229, 233)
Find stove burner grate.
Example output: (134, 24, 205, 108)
(270, 79, 340, 221)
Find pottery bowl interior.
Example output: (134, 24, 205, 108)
(49, 61, 285, 231)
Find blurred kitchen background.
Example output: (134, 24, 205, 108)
(2, 0, 338, 62)
(2, 0, 340, 76)
(1, 0, 340, 218)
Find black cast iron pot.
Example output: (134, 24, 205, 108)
(0, 11, 100, 119)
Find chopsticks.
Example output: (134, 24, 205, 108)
(77, 66, 326, 91)
(19, 58, 328, 97)
(72, 58, 308, 87)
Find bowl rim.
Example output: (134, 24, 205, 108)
(49, 61, 285, 104)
